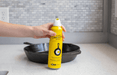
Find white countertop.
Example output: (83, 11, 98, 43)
(0, 44, 117, 75)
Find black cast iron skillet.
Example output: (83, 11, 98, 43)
(24, 42, 81, 64)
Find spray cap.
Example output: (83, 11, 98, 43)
(53, 18, 62, 26)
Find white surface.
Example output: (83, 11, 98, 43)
(115, 0, 117, 17)
(0, 7, 9, 22)
(0, 44, 117, 75)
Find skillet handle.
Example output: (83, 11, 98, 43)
(24, 42, 33, 45)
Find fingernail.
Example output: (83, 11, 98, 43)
(52, 33, 55, 36)
(54, 33, 56, 36)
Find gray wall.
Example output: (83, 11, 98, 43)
(0, 0, 103, 32)
(111, 0, 117, 35)
(0, 0, 109, 44)
(109, 0, 117, 48)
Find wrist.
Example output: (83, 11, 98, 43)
(27, 26, 35, 38)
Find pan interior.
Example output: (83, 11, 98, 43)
(25, 43, 80, 53)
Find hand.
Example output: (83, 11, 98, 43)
(32, 23, 66, 41)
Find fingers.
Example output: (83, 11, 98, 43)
(62, 33, 65, 41)
(33, 35, 51, 39)
(61, 25, 66, 32)
(47, 23, 66, 32)
(48, 30, 56, 36)
(33, 35, 45, 39)
(47, 23, 54, 30)
(34, 33, 65, 41)
(61, 25, 66, 41)
(47, 30, 65, 41)
(44, 35, 51, 38)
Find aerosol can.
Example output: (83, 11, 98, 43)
(48, 18, 63, 69)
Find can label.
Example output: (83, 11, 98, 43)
(51, 35, 62, 40)
(48, 42, 62, 68)
(54, 43, 61, 56)
(48, 26, 62, 69)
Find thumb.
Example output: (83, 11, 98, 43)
(48, 30, 56, 36)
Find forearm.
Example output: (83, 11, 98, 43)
(0, 20, 34, 37)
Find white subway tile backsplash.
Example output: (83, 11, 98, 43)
(111, 0, 117, 35)
(0, 0, 103, 32)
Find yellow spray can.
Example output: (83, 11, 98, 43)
(48, 18, 63, 69)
